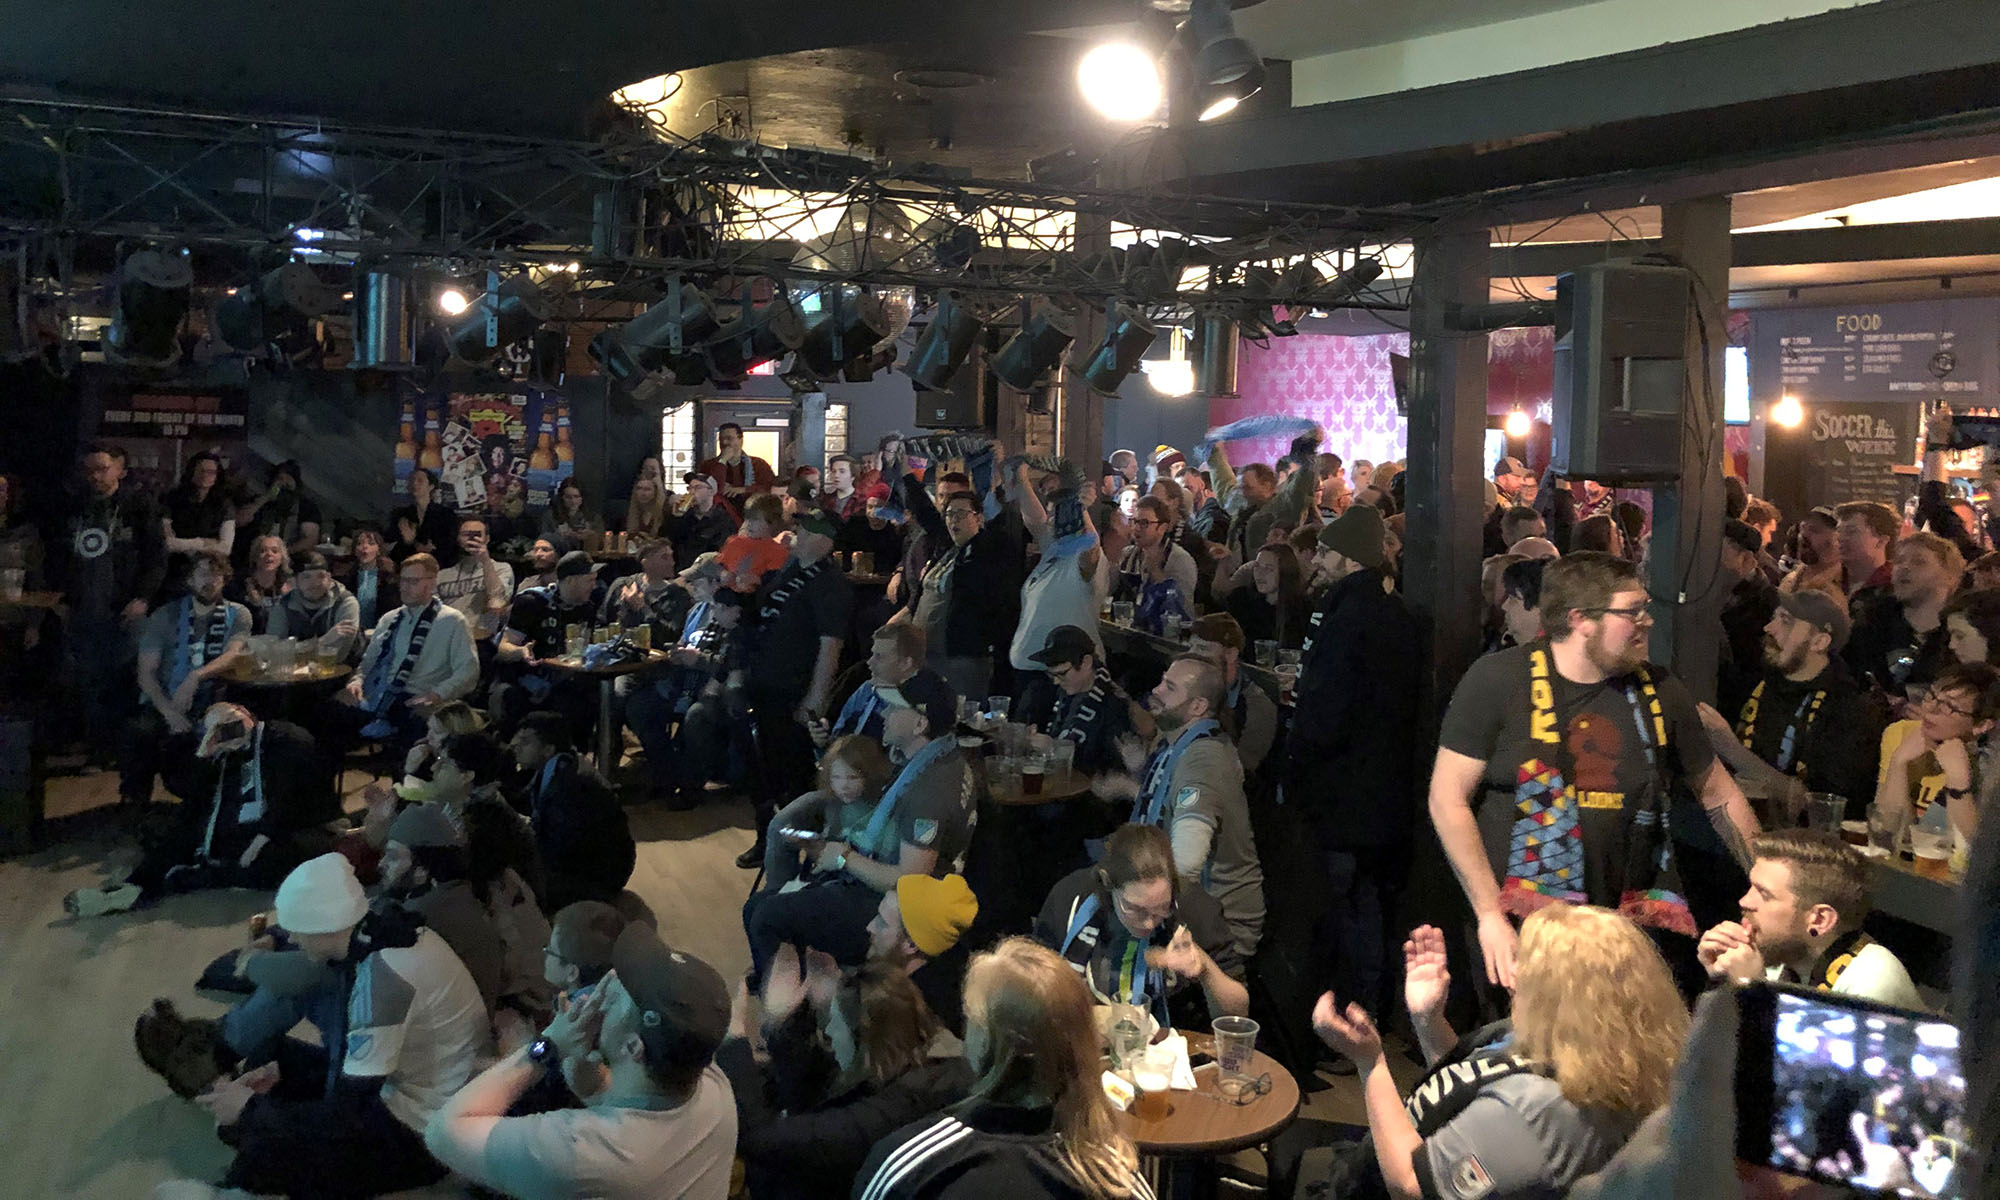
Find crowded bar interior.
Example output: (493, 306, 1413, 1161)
(1, 0, 1998, 1197)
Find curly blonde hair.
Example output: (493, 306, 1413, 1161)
(1510, 904, 1688, 1115)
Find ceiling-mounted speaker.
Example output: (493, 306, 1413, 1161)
(1199, 312, 1239, 398)
(1550, 260, 1691, 483)
(104, 249, 193, 367)
(992, 302, 1076, 390)
(903, 291, 984, 391)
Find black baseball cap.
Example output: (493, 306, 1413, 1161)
(880, 667, 958, 735)
(556, 550, 595, 580)
(1029, 625, 1098, 668)
(610, 926, 730, 1074)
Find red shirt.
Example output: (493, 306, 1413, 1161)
(697, 455, 776, 497)
(718, 534, 789, 593)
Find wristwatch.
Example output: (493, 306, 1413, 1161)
(526, 1036, 561, 1071)
(831, 852, 848, 874)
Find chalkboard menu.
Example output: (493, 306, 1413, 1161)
(1750, 297, 2000, 402)
(1792, 400, 1928, 512)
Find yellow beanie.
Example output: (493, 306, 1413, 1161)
(896, 874, 978, 958)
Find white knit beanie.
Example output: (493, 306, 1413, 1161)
(275, 853, 368, 935)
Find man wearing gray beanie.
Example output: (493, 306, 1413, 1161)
(144, 853, 487, 1198)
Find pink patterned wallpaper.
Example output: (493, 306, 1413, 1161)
(1209, 326, 1559, 470)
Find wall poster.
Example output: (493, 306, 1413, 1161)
(392, 387, 571, 535)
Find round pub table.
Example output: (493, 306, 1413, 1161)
(538, 649, 670, 769)
(1118, 1031, 1300, 1199)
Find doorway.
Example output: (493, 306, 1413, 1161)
(697, 398, 795, 478)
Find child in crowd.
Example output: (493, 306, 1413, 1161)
(718, 493, 791, 593)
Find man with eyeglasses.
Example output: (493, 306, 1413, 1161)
(1034, 823, 1247, 1031)
(1025, 624, 1147, 778)
(1430, 551, 1761, 1002)
(1115, 496, 1197, 606)
(894, 443, 1023, 701)
(329, 553, 480, 754)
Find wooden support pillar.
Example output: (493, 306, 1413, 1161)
(1404, 230, 1491, 713)
(1654, 196, 1733, 703)
(1058, 214, 1111, 471)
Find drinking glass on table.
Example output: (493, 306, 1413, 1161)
(1253, 639, 1278, 668)
(1803, 792, 1846, 834)
(1132, 1045, 1175, 1121)
(1277, 648, 1303, 670)
(1050, 739, 1077, 786)
(1910, 826, 1953, 881)
(1867, 802, 1904, 856)
(986, 695, 1011, 722)
(1112, 600, 1135, 626)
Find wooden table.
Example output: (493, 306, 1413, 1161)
(1867, 852, 1959, 934)
(1119, 1031, 1300, 1197)
(221, 660, 354, 722)
(539, 649, 671, 768)
(986, 763, 1092, 807)
(0, 590, 61, 611)
(845, 572, 892, 588)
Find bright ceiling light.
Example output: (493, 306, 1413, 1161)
(1146, 326, 1196, 397)
(1504, 409, 1532, 439)
(1199, 95, 1241, 122)
(1187, 0, 1264, 118)
(1739, 175, 2000, 232)
(1078, 43, 1163, 122)
(1772, 394, 1805, 428)
(436, 288, 470, 315)
(610, 73, 683, 110)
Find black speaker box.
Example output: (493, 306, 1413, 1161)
(1550, 261, 1691, 483)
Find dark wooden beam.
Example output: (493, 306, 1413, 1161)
(1498, 216, 2000, 279)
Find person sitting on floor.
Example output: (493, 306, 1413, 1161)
(1033, 823, 1248, 1032)
(122, 549, 252, 807)
(1697, 828, 1923, 1008)
(69, 702, 329, 917)
(742, 670, 974, 984)
(423, 926, 738, 1200)
(718, 949, 974, 1200)
(376, 802, 510, 1019)
(854, 937, 1155, 1200)
(143, 853, 487, 1199)
(508, 712, 636, 913)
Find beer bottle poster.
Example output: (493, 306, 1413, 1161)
(391, 388, 560, 525)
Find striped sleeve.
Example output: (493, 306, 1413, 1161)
(853, 1116, 974, 1200)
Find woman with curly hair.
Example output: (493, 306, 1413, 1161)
(227, 533, 292, 633)
(1290, 904, 1687, 1200)
(855, 937, 1154, 1199)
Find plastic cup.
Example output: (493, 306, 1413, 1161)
(1840, 819, 1869, 847)
(1804, 792, 1847, 834)
(1277, 648, 1303, 670)
(1132, 1046, 1174, 1121)
(1867, 804, 1903, 855)
(1212, 1015, 1259, 1082)
(631, 623, 652, 651)
(1112, 600, 1136, 626)
(1254, 639, 1278, 668)
(0, 568, 21, 601)
(1021, 755, 1046, 796)
(313, 641, 339, 671)
(1911, 828, 1952, 880)
(1051, 739, 1077, 785)
(986, 695, 1011, 722)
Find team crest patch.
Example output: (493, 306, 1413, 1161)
(1175, 785, 1200, 810)
(912, 819, 939, 846)
(1448, 1154, 1493, 1199)
(346, 1032, 373, 1060)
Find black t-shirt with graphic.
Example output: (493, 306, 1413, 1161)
(1438, 643, 1715, 916)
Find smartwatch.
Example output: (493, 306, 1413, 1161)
(526, 1036, 561, 1071)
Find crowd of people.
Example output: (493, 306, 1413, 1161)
(4, 411, 1995, 1200)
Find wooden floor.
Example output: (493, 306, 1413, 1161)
(1, 764, 1392, 1199)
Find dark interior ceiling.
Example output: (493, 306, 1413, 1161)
(0, 0, 1131, 139)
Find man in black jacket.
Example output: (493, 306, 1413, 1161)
(896, 445, 1023, 702)
(1284, 504, 1421, 1019)
(55, 443, 166, 762)
(508, 713, 636, 913)
(668, 472, 738, 568)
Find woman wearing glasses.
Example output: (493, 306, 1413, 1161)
(1032, 823, 1247, 1033)
(1877, 660, 1999, 849)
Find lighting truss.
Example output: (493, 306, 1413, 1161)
(0, 95, 1423, 325)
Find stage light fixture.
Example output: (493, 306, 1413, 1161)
(446, 274, 551, 364)
(903, 292, 985, 391)
(215, 263, 341, 353)
(436, 287, 470, 315)
(704, 292, 807, 382)
(1072, 303, 1158, 395)
(795, 288, 897, 380)
(591, 281, 723, 383)
(1188, 0, 1264, 119)
(105, 248, 193, 367)
(1078, 43, 1163, 122)
(992, 302, 1077, 391)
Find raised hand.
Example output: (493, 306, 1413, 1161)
(1402, 925, 1450, 1020)
(1311, 992, 1383, 1064)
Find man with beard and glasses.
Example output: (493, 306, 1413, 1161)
(1429, 551, 1761, 1005)
(1095, 654, 1263, 964)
